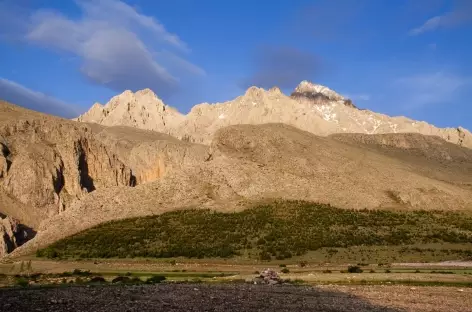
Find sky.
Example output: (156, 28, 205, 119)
(0, 0, 471, 129)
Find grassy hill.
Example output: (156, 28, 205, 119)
(36, 201, 472, 262)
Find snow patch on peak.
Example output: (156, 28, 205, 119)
(294, 81, 345, 102)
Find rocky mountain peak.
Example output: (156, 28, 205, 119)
(291, 80, 356, 109)
(293, 81, 345, 101)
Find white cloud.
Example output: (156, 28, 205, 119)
(409, 0, 472, 35)
(409, 16, 442, 35)
(395, 72, 471, 108)
(23, 0, 204, 96)
(0, 78, 81, 118)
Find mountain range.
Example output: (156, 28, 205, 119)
(1, 81, 472, 257)
(77, 81, 472, 148)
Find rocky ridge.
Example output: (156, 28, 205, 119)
(12, 123, 472, 257)
(76, 81, 472, 147)
(0, 102, 135, 227)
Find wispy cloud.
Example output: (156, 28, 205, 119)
(395, 71, 471, 108)
(4, 0, 204, 97)
(0, 78, 81, 118)
(409, 0, 472, 35)
(239, 46, 322, 90)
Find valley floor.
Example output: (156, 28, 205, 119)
(1, 283, 471, 312)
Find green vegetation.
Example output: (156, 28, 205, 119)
(36, 200, 472, 260)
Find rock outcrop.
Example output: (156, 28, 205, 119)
(75, 89, 184, 136)
(75, 81, 472, 148)
(0, 215, 32, 257)
(91, 125, 210, 184)
(0, 102, 135, 229)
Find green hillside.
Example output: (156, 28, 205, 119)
(37, 201, 472, 261)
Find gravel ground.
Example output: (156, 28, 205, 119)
(0, 284, 403, 312)
(1, 283, 471, 312)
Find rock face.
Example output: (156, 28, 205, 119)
(75, 89, 184, 135)
(91, 125, 209, 185)
(0, 102, 135, 228)
(12, 123, 472, 257)
(75, 81, 472, 148)
(0, 215, 31, 258)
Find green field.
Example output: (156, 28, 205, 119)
(36, 200, 472, 262)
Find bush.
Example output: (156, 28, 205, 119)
(145, 275, 166, 284)
(75, 277, 84, 284)
(73, 269, 91, 276)
(299, 261, 307, 268)
(369, 269, 376, 273)
(347, 266, 363, 273)
(15, 277, 29, 287)
(88, 276, 107, 284)
(322, 269, 332, 273)
(130, 277, 143, 284)
(279, 264, 286, 268)
(281, 268, 290, 274)
(385, 269, 391, 273)
(253, 271, 260, 274)
(112, 276, 130, 284)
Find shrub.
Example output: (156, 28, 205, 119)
(281, 268, 290, 274)
(73, 269, 91, 276)
(112, 276, 130, 284)
(75, 277, 84, 284)
(253, 271, 260, 274)
(347, 266, 363, 273)
(15, 277, 29, 287)
(169, 260, 177, 266)
(145, 275, 166, 284)
(299, 261, 308, 268)
(259, 251, 272, 261)
(322, 269, 332, 273)
(131, 277, 143, 284)
(385, 269, 391, 273)
(88, 276, 106, 284)
(279, 264, 286, 268)
(369, 269, 376, 273)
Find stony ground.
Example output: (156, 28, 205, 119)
(1, 283, 471, 312)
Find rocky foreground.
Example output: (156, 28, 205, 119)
(1, 284, 471, 312)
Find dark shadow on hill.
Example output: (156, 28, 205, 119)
(0, 284, 406, 312)
(78, 152, 95, 192)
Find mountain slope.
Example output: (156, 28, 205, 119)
(12, 123, 472, 257)
(75, 81, 472, 148)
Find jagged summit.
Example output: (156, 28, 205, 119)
(76, 88, 184, 134)
(291, 80, 357, 108)
(293, 80, 345, 101)
(75, 81, 472, 148)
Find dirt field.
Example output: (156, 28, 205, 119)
(0, 284, 471, 312)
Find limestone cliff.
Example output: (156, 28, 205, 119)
(0, 102, 135, 228)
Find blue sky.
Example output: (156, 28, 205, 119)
(0, 0, 471, 130)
